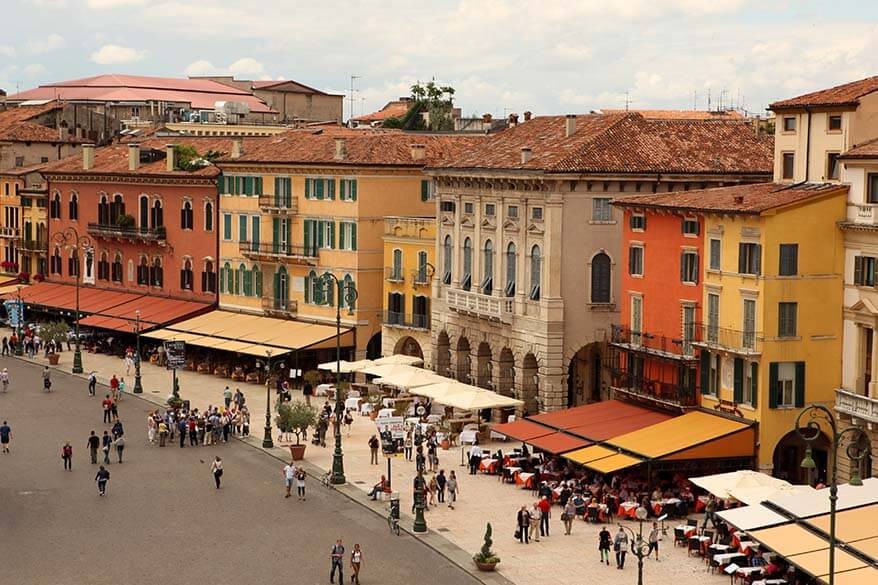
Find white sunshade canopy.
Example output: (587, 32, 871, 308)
(360, 363, 423, 378)
(717, 504, 790, 531)
(729, 484, 817, 507)
(410, 380, 523, 410)
(766, 477, 878, 519)
(373, 354, 424, 367)
(317, 359, 375, 373)
(372, 369, 446, 389)
(691, 470, 790, 499)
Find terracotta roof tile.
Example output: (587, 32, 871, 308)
(0, 102, 80, 143)
(598, 109, 744, 120)
(613, 182, 847, 215)
(434, 113, 772, 175)
(353, 100, 413, 122)
(769, 75, 878, 110)
(839, 137, 878, 160)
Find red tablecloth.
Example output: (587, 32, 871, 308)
(479, 458, 498, 474)
(695, 495, 708, 513)
(618, 502, 639, 519)
(515, 472, 535, 489)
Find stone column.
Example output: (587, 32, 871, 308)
(870, 326, 878, 397)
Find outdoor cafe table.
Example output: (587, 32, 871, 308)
(479, 458, 499, 474)
(736, 567, 764, 579)
(752, 580, 786, 585)
(677, 524, 698, 538)
(738, 540, 759, 554)
(708, 543, 731, 553)
(619, 501, 640, 519)
(344, 397, 361, 411)
(714, 552, 747, 566)
(652, 498, 682, 516)
(459, 429, 478, 445)
(516, 471, 535, 489)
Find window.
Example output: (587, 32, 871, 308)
(253, 265, 262, 297)
(322, 272, 335, 306)
(827, 152, 840, 180)
(443, 235, 452, 284)
(339, 221, 357, 251)
(50, 247, 61, 274)
(742, 361, 758, 407)
(97, 253, 109, 281)
(440, 201, 456, 213)
(738, 243, 761, 275)
(504, 242, 517, 297)
(111, 254, 123, 283)
(238, 214, 248, 243)
(222, 213, 232, 240)
(782, 152, 795, 180)
(391, 249, 403, 281)
(306, 270, 322, 305)
(180, 259, 193, 290)
(770, 362, 804, 408)
(868, 174, 878, 204)
(529, 245, 541, 300)
(305, 177, 335, 200)
(15, 156, 24, 167)
(239, 176, 263, 196)
(485, 203, 496, 217)
(682, 218, 699, 235)
(507, 205, 518, 219)
(150, 200, 163, 229)
(68, 193, 78, 220)
(709, 239, 721, 271)
(532, 207, 543, 221)
(342, 274, 356, 310)
(591, 252, 611, 303)
(204, 201, 214, 231)
(219, 262, 232, 294)
(481, 240, 494, 295)
(592, 197, 612, 221)
(783, 117, 796, 132)
(416, 251, 428, 283)
(828, 115, 842, 131)
(854, 256, 877, 286)
(137, 257, 149, 285)
(680, 251, 699, 283)
(631, 295, 643, 344)
(707, 293, 720, 343)
(139, 196, 149, 229)
(202, 260, 216, 293)
(743, 299, 756, 350)
(239, 263, 251, 296)
(420, 180, 433, 202)
(628, 245, 644, 276)
(462, 238, 472, 291)
(151, 258, 163, 288)
(181, 201, 194, 229)
(682, 305, 695, 355)
(779, 244, 798, 276)
(778, 302, 798, 337)
(68, 251, 79, 277)
(340, 178, 358, 202)
(708, 354, 720, 396)
(50, 193, 61, 219)
(320, 221, 335, 249)
(630, 214, 646, 230)
(464, 202, 474, 214)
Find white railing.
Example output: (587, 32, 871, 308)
(852, 205, 877, 224)
(836, 388, 878, 424)
(446, 288, 503, 320)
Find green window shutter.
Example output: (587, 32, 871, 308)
(855, 256, 864, 285)
(329, 222, 336, 249)
(317, 220, 325, 248)
(699, 350, 710, 394)
(351, 223, 357, 251)
(680, 252, 686, 282)
(239, 215, 247, 242)
(254, 267, 262, 296)
(738, 243, 746, 273)
(750, 362, 758, 407)
(232, 267, 239, 295)
(733, 358, 744, 403)
(255, 177, 263, 195)
(251, 216, 260, 245)
(421, 180, 429, 201)
(316, 179, 324, 200)
(303, 220, 312, 253)
(274, 271, 281, 302)
(243, 176, 253, 195)
(328, 179, 335, 200)
(339, 222, 347, 250)
(352, 180, 357, 201)
(755, 244, 762, 275)
(223, 214, 232, 239)
(794, 361, 806, 407)
(305, 178, 312, 199)
(768, 362, 779, 408)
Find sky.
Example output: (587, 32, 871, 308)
(2, 0, 878, 120)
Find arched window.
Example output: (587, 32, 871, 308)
(342, 274, 356, 310)
(202, 259, 216, 293)
(111, 194, 125, 223)
(443, 235, 452, 284)
(417, 250, 428, 283)
(220, 262, 232, 294)
(274, 267, 289, 309)
(180, 258, 193, 290)
(151, 199, 163, 229)
(181, 200, 194, 230)
(252, 264, 262, 296)
(505, 242, 517, 297)
(50, 192, 61, 219)
(591, 252, 611, 304)
(150, 257, 163, 288)
(462, 237, 473, 291)
(305, 270, 315, 304)
(98, 195, 110, 225)
(112, 253, 123, 282)
(97, 252, 109, 281)
(51, 246, 62, 274)
(239, 263, 250, 296)
(529, 245, 541, 300)
(68, 193, 78, 220)
(67, 249, 79, 277)
(391, 249, 403, 280)
(323, 272, 335, 306)
(139, 195, 149, 229)
(481, 240, 494, 295)
(204, 201, 214, 232)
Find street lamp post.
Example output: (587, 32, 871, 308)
(322, 273, 357, 485)
(795, 404, 871, 585)
(14, 284, 23, 356)
(263, 349, 275, 449)
(133, 309, 143, 394)
(617, 506, 650, 585)
(53, 227, 90, 374)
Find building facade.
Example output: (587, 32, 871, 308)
(0, 103, 83, 171)
(427, 112, 773, 415)
(381, 216, 435, 364)
(0, 166, 48, 280)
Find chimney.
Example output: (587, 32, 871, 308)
(565, 114, 577, 138)
(523, 111, 533, 122)
(82, 144, 95, 170)
(128, 143, 140, 171)
(231, 138, 243, 159)
(508, 113, 519, 127)
(334, 137, 346, 161)
(481, 113, 493, 132)
(734, 195, 745, 205)
(166, 144, 176, 172)
(410, 143, 426, 161)
(520, 147, 533, 165)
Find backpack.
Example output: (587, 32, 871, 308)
(63, 445, 72, 457)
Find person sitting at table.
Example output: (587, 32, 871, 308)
(538, 481, 552, 501)
(764, 557, 785, 577)
(572, 492, 587, 518)
(558, 482, 572, 507)
(366, 475, 388, 500)
(520, 443, 530, 459)
(651, 487, 662, 502)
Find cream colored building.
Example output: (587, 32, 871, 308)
(426, 112, 773, 414)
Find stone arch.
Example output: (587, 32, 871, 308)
(366, 332, 382, 360)
(455, 336, 471, 383)
(436, 330, 451, 376)
(521, 353, 539, 415)
(498, 347, 515, 397)
(567, 343, 604, 407)
(394, 336, 424, 360)
(773, 429, 831, 485)
(476, 341, 493, 390)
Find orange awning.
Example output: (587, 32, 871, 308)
(527, 399, 674, 441)
(526, 432, 591, 455)
(79, 295, 212, 332)
(13, 281, 142, 315)
(492, 419, 555, 442)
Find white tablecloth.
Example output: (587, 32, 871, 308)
(377, 408, 395, 419)
(344, 397, 361, 411)
(359, 403, 374, 415)
(459, 429, 478, 444)
(315, 384, 334, 396)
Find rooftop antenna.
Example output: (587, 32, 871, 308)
(693, 91, 697, 111)
(348, 74, 361, 125)
(623, 90, 633, 111)
(707, 88, 712, 112)
(360, 97, 366, 117)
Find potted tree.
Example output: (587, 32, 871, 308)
(283, 400, 316, 460)
(40, 320, 70, 365)
(167, 376, 183, 410)
(473, 523, 500, 571)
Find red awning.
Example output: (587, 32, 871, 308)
(526, 432, 592, 455)
(77, 315, 137, 333)
(13, 281, 139, 314)
(492, 419, 555, 442)
(527, 400, 674, 441)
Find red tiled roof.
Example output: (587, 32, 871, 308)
(598, 109, 744, 120)
(769, 75, 878, 110)
(353, 100, 412, 122)
(434, 113, 772, 175)
(251, 79, 334, 95)
(840, 138, 878, 160)
(7, 74, 275, 114)
(614, 182, 848, 214)
(0, 102, 80, 144)
(222, 128, 483, 167)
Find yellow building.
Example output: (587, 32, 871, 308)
(215, 131, 476, 365)
(0, 166, 48, 280)
(621, 182, 848, 481)
(381, 216, 435, 363)
(0, 172, 22, 278)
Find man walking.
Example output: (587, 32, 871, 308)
(101, 431, 112, 464)
(648, 521, 661, 561)
(42, 366, 51, 392)
(614, 526, 629, 569)
(329, 539, 345, 584)
(0, 421, 11, 453)
(114, 435, 125, 463)
(538, 495, 551, 537)
(436, 469, 447, 503)
(283, 461, 296, 498)
(95, 465, 110, 496)
(61, 442, 73, 471)
(87, 431, 99, 464)
(210, 456, 223, 489)
(368, 435, 379, 465)
(102, 395, 113, 424)
(223, 385, 232, 409)
(1, 368, 9, 392)
(517, 505, 531, 544)
(87, 372, 97, 396)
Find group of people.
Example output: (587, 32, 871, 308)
(146, 403, 250, 448)
(329, 539, 364, 585)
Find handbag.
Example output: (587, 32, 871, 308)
(514, 529, 521, 539)
(561, 512, 571, 522)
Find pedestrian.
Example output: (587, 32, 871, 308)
(1, 368, 9, 392)
(109, 375, 119, 400)
(223, 385, 232, 409)
(179, 419, 187, 448)
(111, 420, 124, 439)
(529, 501, 541, 542)
(117, 377, 125, 401)
(87, 371, 97, 396)
(95, 465, 110, 496)
(102, 395, 113, 424)
(188, 416, 198, 446)
(110, 397, 119, 422)
(446, 470, 459, 509)
(368, 434, 379, 465)
(101, 431, 112, 464)
(539, 495, 551, 537)
(343, 410, 353, 437)
(42, 366, 52, 392)
(404, 432, 413, 461)
(436, 469, 447, 503)
(648, 521, 660, 561)
(561, 497, 576, 535)
(428, 474, 438, 506)
(210, 456, 223, 488)
(0, 421, 9, 453)
(468, 439, 481, 475)
(350, 543, 363, 585)
(329, 539, 345, 584)
(61, 441, 73, 470)
(599, 525, 612, 565)
(427, 441, 438, 472)
(1, 336, 7, 356)
(702, 494, 718, 529)
(158, 420, 168, 447)
(614, 525, 629, 569)
(517, 505, 530, 544)
(295, 466, 306, 500)
(87, 430, 99, 464)
(283, 461, 295, 498)
(114, 435, 125, 463)
(415, 445, 426, 475)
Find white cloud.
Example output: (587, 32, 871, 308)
(184, 60, 220, 76)
(26, 33, 65, 54)
(184, 57, 270, 79)
(87, 0, 148, 7)
(228, 58, 266, 77)
(0, 46, 15, 58)
(90, 44, 148, 65)
(25, 0, 67, 6)
(22, 64, 47, 77)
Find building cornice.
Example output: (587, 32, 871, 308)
(43, 173, 217, 187)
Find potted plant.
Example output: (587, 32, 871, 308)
(473, 522, 500, 571)
(17, 271, 29, 284)
(167, 376, 183, 409)
(40, 320, 70, 365)
(367, 393, 383, 420)
(283, 400, 316, 460)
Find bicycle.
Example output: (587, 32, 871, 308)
(388, 498, 400, 535)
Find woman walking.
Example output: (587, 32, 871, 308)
(599, 526, 611, 565)
(562, 498, 576, 535)
(446, 470, 459, 509)
(350, 543, 363, 585)
(428, 474, 438, 506)
(114, 435, 125, 463)
(295, 467, 306, 500)
(61, 441, 73, 471)
(210, 456, 223, 489)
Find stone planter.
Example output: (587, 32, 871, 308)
(47, 353, 60, 365)
(474, 561, 498, 572)
(289, 444, 306, 461)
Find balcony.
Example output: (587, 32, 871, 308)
(87, 223, 166, 243)
(258, 194, 298, 215)
(385, 266, 405, 283)
(411, 269, 430, 288)
(238, 241, 318, 265)
(383, 310, 430, 330)
(17, 239, 47, 255)
(446, 288, 513, 323)
(262, 296, 298, 318)
(836, 389, 878, 425)
(608, 368, 698, 408)
(610, 324, 698, 360)
(692, 322, 762, 355)
(0, 226, 20, 239)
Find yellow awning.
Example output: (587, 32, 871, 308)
(806, 504, 878, 543)
(824, 568, 878, 585)
(788, 548, 868, 578)
(0, 284, 25, 296)
(564, 444, 620, 464)
(749, 523, 829, 557)
(142, 330, 207, 344)
(587, 453, 645, 474)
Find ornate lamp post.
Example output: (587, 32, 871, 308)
(53, 226, 90, 374)
(412, 469, 428, 533)
(322, 272, 357, 485)
(14, 284, 23, 356)
(796, 404, 872, 585)
(616, 506, 651, 585)
(133, 309, 143, 393)
(263, 349, 276, 449)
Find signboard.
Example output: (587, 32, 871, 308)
(164, 340, 186, 370)
(3, 300, 24, 328)
(375, 416, 406, 439)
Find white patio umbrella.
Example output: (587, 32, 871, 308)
(373, 354, 424, 367)
(728, 484, 816, 506)
(410, 380, 523, 410)
(372, 369, 445, 390)
(360, 363, 423, 378)
(691, 470, 790, 499)
(317, 358, 375, 373)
